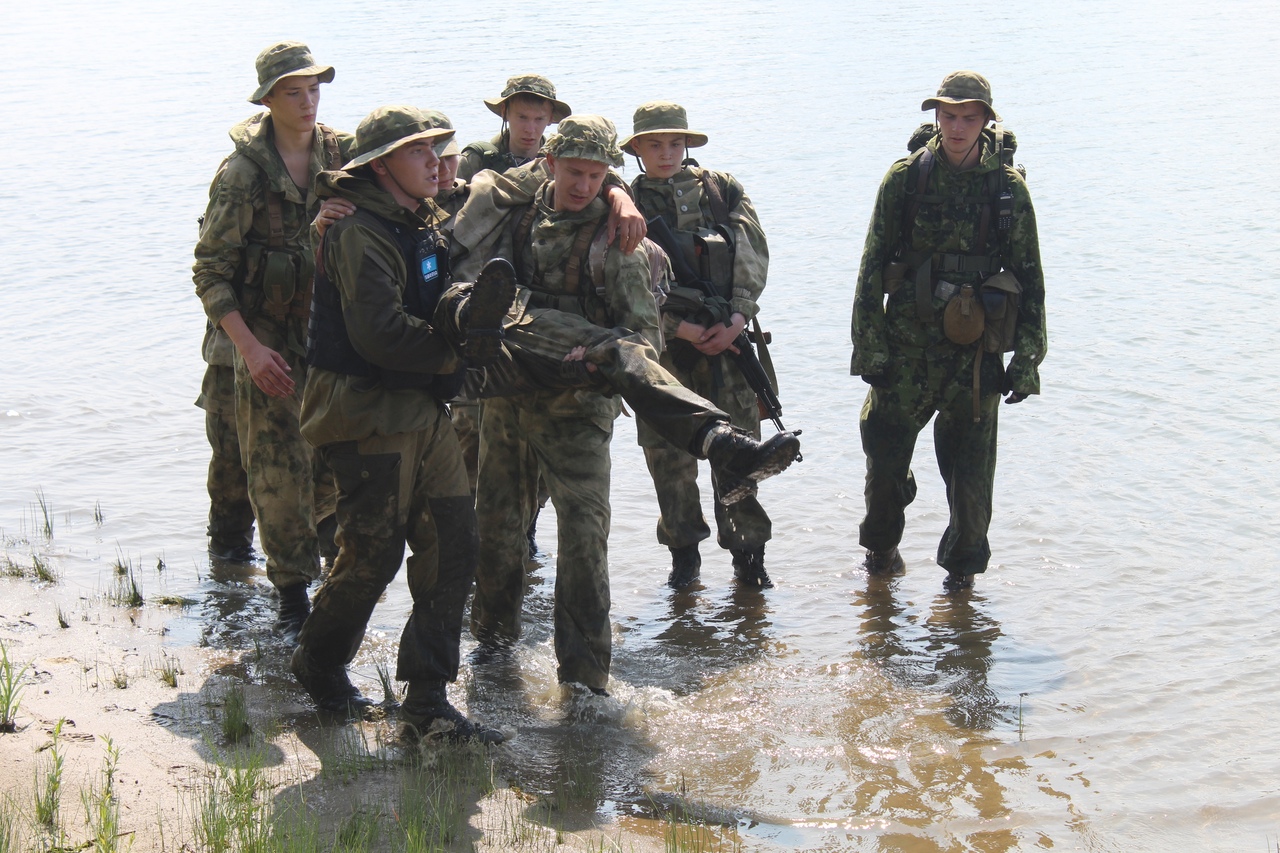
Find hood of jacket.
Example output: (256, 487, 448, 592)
(314, 168, 427, 228)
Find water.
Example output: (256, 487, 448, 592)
(2, 0, 1279, 848)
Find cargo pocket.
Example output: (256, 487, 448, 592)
(324, 442, 403, 538)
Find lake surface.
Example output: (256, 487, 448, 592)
(2, 0, 1279, 849)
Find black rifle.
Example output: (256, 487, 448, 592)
(646, 215, 791, 434)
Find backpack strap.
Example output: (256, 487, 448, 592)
(511, 202, 540, 287)
(697, 169, 732, 229)
(319, 124, 344, 170)
(905, 147, 935, 323)
(563, 215, 606, 296)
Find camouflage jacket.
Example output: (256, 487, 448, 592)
(193, 113, 352, 356)
(299, 170, 461, 446)
(849, 130, 1047, 395)
(458, 132, 545, 181)
(631, 165, 769, 341)
(435, 178, 470, 223)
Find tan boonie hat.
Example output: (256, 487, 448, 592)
(441, 138, 461, 158)
(484, 74, 572, 122)
(248, 41, 334, 105)
(543, 115, 624, 168)
(620, 101, 709, 154)
(921, 70, 1001, 122)
(343, 107, 455, 170)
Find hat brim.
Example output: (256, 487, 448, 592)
(619, 128, 709, 155)
(342, 127, 456, 170)
(484, 94, 572, 123)
(249, 65, 335, 105)
(921, 97, 1000, 123)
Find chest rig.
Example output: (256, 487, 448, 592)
(511, 202, 614, 327)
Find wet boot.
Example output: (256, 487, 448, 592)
(943, 569, 975, 591)
(274, 582, 311, 646)
(863, 548, 905, 576)
(398, 682, 504, 745)
(208, 539, 256, 563)
(702, 424, 801, 506)
(667, 543, 701, 590)
(461, 258, 518, 366)
(290, 646, 374, 713)
(731, 546, 772, 589)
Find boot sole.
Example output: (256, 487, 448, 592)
(718, 432, 801, 505)
(465, 258, 518, 366)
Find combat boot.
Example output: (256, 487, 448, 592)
(667, 543, 701, 589)
(274, 582, 311, 646)
(290, 646, 374, 713)
(208, 539, 256, 563)
(702, 424, 801, 506)
(943, 569, 975, 591)
(731, 546, 772, 589)
(863, 548, 905, 576)
(461, 258, 518, 366)
(398, 682, 504, 745)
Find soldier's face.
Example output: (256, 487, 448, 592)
(261, 75, 321, 134)
(546, 155, 608, 212)
(505, 98, 555, 159)
(936, 102, 990, 168)
(373, 140, 441, 207)
(438, 153, 460, 188)
(633, 133, 686, 179)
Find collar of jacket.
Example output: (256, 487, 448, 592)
(230, 112, 329, 202)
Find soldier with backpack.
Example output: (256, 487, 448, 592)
(850, 71, 1047, 590)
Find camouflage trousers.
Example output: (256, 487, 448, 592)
(858, 347, 1002, 575)
(638, 348, 771, 551)
(450, 400, 481, 496)
(197, 364, 254, 551)
(470, 395, 613, 691)
(298, 413, 475, 685)
(233, 331, 336, 590)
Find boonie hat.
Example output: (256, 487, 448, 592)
(343, 107, 456, 170)
(543, 115, 624, 168)
(248, 41, 334, 105)
(921, 70, 1000, 122)
(484, 74, 572, 123)
(441, 138, 461, 158)
(620, 101, 709, 154)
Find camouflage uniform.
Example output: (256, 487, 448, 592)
(850, 73, 1047, 581)
(457, 74, 571, 182)
(192, 107, 348, 590)
(628, 103, 773, 560)
(195, 324, 255, 556)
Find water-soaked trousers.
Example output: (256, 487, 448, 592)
(297, 413, 476, 686)
(858, 346, 1001, 575)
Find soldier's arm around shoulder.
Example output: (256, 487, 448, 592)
(713, 170, 769, 321)
(1003, 168, 1047, 398)
(193, 153, 260, 328)
(850, 160, 909, 378)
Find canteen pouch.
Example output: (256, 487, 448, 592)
(943, 284, 985, 345)
(261, 249, 299, 321)
(979, 270, 1022, 353)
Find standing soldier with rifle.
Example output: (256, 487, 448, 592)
(624, 101, 780, 590)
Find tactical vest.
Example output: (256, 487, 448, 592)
(307, 208, 465, 399)
(650, 164, 739, 300)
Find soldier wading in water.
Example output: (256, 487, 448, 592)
(850, 71, 1047, 590)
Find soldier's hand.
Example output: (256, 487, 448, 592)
(605, 186, 646, 254)
(861, 373, 891, 389)
(244, 342, 296, 398)
(314, 198, 356, 239)
(1004, 391, 1027, 404)
(695, 313, 747, 356)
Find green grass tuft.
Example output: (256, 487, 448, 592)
(0, 642, 27, 733)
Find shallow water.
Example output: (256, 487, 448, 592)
(3, 0, 1280, 849)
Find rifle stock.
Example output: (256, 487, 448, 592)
(646, 215, 789, 434)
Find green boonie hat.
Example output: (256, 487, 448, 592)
(248, 41, 335, 105)
(543, 115, 624, 168)
(921, 70, 1000, 122)
(343, 106, 456, 170)
(620, 101, 709, 154)
(484, 74, 572, 123)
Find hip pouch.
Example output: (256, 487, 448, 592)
(261, 249, 300, 321)
(978, 270, 1022, 353)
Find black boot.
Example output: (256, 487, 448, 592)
(398, 682, 504, 745)
(943, 569, 975, 591)
(290, 646, 374, 713)
(863, 547, 905, 576)
(208, 539, 256, 563)
(274, 583, 311, 646)
(732, 546, 772, 589)
(462, 258, 518, 366)
(667, 543, 701, 589)
(703, 425, 801, 506)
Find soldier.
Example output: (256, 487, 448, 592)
(193, 41, 347, 639)
(623, 102, 775, 590)
(197, 323, 256, 563)
(290, 106, 507, 743)
(456, 116, 801, 694)
(458, 74, 571, 181)
(850, 71, 1047, 591)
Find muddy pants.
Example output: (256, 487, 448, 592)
(858, 347, 1001, 576)
(298, 413, 475, 685)
(471, 394, 613, 691)
(198, 364, 255, 552)
(637, 347, 771, 551)
(233, 325, 335, 590)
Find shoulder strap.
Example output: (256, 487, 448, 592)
(696, 170, 732, 228)
(564, 215, 607, 296)
(265, 191, 285, 249)
(511, 202, 540, 286)
(901, 146, 934, 254)
(318, 124, 343, 170)
(463, 140, 500, 157)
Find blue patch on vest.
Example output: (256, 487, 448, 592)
(421, 253, 439, 282)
